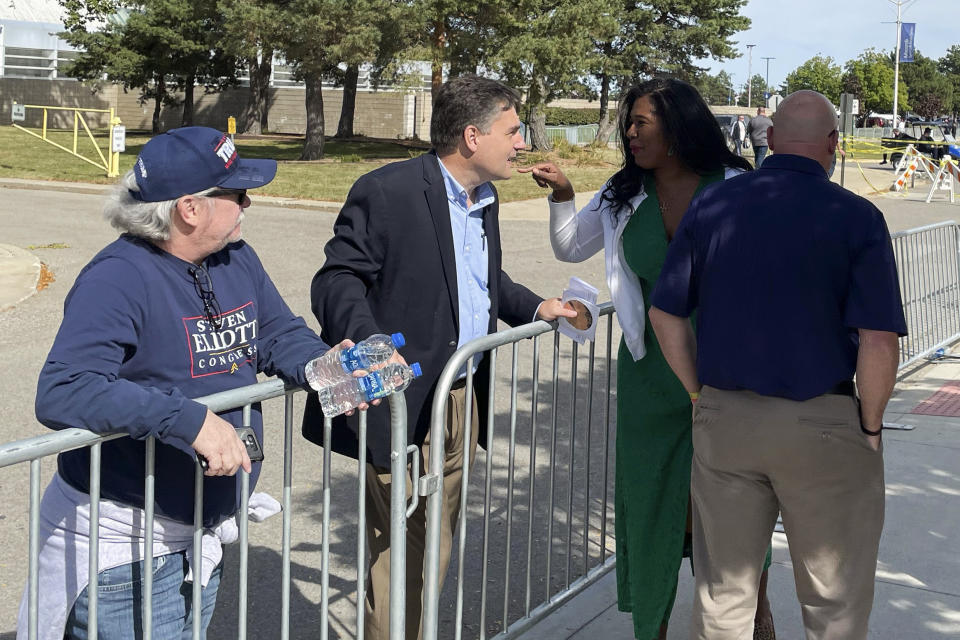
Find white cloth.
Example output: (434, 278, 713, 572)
(17, 473, 281, 640)
(548, 169, 742, 361)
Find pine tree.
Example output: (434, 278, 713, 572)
(899, 51, 952, 119)
(58, 0, 238, 133)
(589, 0, 750, 144)
(219, 0, 287, 134)
(492, 0, 617, 151)
(279, 0, 382, 159)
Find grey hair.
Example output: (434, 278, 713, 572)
(103, 170, 218, 241)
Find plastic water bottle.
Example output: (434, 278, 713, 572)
(305, 332, 406, 390)
(317, 362, 423, 418)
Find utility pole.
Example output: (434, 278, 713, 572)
(746, 44, 756, 107)
(887, 0, 916, 126)
(762, 56, 775, 99)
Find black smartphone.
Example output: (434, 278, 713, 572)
(236, 426, 265, 462)
(197, 426, 265, 469)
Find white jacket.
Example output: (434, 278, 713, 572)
(548, 168, 742, 361)
(731, 120, 746, 142)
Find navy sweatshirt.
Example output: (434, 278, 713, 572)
(36, 235, 329, 526)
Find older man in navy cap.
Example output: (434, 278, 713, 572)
(19, 127, 350, 640)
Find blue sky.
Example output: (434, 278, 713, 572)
(702, 0, 956, 90)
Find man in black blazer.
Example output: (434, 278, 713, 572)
(302, 76, 573, 640)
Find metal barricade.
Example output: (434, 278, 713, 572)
(892, 221, 960, 371)
(0, 380, 410, 640)
(410, 216, 960, 640)
(422, 303, 618, 640)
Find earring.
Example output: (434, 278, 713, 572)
(667, 146, 675, 157)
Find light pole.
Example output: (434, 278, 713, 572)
(746, 44, 756, 108)
(887, 0, 916, 126)
(762, 56, 775, 100)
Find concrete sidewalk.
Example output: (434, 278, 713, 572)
(515, 355, 960, 640)
(0, 243, 40, 311)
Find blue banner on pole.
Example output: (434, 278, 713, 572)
(900, 23, 915, 63)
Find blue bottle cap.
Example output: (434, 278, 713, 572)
(410, 362, 422, 377)
(391, 332, 406, 348)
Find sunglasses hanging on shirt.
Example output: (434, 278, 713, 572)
(188, 264, 223, 331)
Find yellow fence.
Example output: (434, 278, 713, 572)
(842, 135, 953, 158)
(10, 104, 123, 177)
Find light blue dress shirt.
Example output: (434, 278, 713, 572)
(437, 159, 493, 367)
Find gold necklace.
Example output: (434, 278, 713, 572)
(655, 179, 669, 217)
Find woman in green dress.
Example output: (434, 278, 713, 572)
(521, 79, 776, 640)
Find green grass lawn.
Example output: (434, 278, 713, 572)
(0, 126, 619, 202)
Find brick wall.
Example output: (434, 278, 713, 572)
(0, 78, 430, 139)
(0, 78, 118, 128)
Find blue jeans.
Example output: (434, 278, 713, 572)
(754, 145, 769, 167)
(65, 551, 222, 640)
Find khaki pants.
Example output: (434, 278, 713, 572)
(364, 383, 479, 640)
(690, 386, 885, 640)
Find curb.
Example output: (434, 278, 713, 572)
(0, 178, 344, 214)
(0, 243, 41, 311)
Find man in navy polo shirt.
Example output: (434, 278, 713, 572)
(648, 91, 906, 640)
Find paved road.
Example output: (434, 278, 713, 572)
(0, 178, 957, 638)
(0, 184, 611, 638)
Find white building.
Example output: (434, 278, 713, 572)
(0, 0, 434, 90)
(0, 0, 78, 79)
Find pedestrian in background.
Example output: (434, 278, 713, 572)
(731, 115, 747, 156)
(746, 106, 774, 166)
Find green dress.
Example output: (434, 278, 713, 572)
(614, 172, 722, 639)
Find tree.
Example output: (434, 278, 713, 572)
(220, 0, 287, 135)
(842, 49, 909, 116)
(60, 1, 172, 133)
(59, 0, 238, 132)
(333, 0, 418, 138)
(279, 0, 382, 159)
(783, 55, 842, 103)
(692, 70, 735, 106)
(492, 0, 617, 151)
(899, 51, 953, 119)
(164, 0, 238, 127)
(589, 0, 750, 143)
(740, 73, 770, 108)
(404, 0, 496, 102)
(940, 45, 960, 118)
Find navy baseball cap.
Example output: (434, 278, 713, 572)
(131, 126, 277, 202)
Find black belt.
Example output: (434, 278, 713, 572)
(827, 380, 856, 397)
(451, 377, 468, 391)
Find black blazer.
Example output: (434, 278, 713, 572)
(302, 152, 542, 469)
